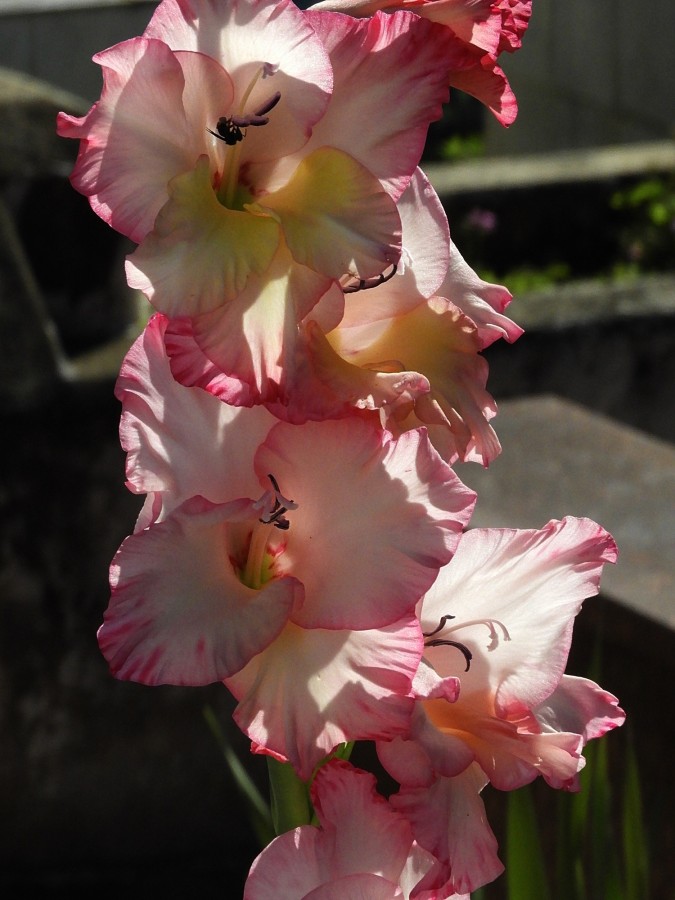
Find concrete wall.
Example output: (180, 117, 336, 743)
(488, 0, 675, 153)
(2, 1, 673, 152)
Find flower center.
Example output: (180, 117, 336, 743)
(423, 614, 511, 672)
(212, 63, 280, 209)
(240, 474, 297, 590)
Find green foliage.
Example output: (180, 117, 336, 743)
(477, 729, 649, 900)
(480, 263, 571, 294)
(610, 175, 675, 272)
(439, 133, 486, 163)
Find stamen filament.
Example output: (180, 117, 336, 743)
(216, 66, 266, 208)
(243, 523, 270, 591)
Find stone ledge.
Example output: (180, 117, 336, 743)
(456, 395, 675, 637)
(425, 140, 675, 196)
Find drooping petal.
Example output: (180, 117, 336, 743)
(300, 10, 454, 200)
(391, 766, 503, 896)
(253, 418, 476, 630)
(184, 242, 334, 403)
(330, 296, 501, 465)
(251, 146, 401, 282)
(145, 0, 333, 161)
(439, 240, 522, 348)
(337, 169, 451, 327)
(245, 761, 436, 899)
(100, 496, 301, 686)
(57, 37, 231, 242)
(126, 156, 281, 315)
(448, 51, 517, 126)
(227, 616, 422, 779)
(534, 674, 625, 744)
(116, 315, 277, 514)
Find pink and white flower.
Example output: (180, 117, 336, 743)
(376, 518, 625, 894)
(101, 315, 476, 775)
(165, 168, 520, 464)
(58, 0, 457, 401)
(310, 0, 533, 125)
(244, 759, 470, 900)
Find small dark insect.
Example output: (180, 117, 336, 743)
(341, 263, 398, 294)
(208, 91, 282, 145)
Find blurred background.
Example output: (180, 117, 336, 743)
(1, 0, 673, 897)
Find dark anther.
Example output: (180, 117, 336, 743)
(423, 614, 456, 639)
(341, 263, 398, 294)
(259, 473, 294, 530)
(425, 638, 473, 673)
(209, 92, 282, 144)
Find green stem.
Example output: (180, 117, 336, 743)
(267, 756, 313, 835)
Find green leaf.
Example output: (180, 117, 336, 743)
(202, 705, 275, 848)
(622, 739, 650, 900)
(506, 786, 551, 900)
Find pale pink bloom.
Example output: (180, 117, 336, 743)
(101, 315, 476, 775)
(310, 0, 533, 125)
(376, 518, 625, 894)
(57, 0, 456, 401)
(164, 169, 518, 464)
(244, 759, 470, 900)
(298, 170, 519, 465)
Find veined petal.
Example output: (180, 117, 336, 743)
(338, 169, 451, 327)
(304, 320, 431, 417)
(535, 674, 625, 743)
(126, 155, 281, 315)
(391, 766, 503, 896)
(439, 241, 522, 348)
(188, 241, 334, 403)
(251, 147, 401, 282)
(116, 315, 276, 513)
(253, 418, 475, 630)
(421, 518, 617, 713)
(145, 0, 333, 161)
(449, 52, 517, 126)
(299, 10, 453, 200)
(57, 37, 230, 242)
(331, 296, 501, 465)
(227, 616, 421, 779)
(100, 496, 300, 686)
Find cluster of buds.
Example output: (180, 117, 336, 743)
(58, 1, 624, 896)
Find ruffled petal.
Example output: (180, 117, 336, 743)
(391, 766, 503, 895)
(535, 674, 626, 743)
(439, 240, 522, 348)
(116, 315, 276, 512)
(227, 617, 421, 779)
(57, 37, 230, 242)
(252, 147, 401, 282)
(337, 169, 451, 327)
(186, 242, 334, 403)
(145, 0, 333, 161)
(420, 518, 618, 712)
(100, 496, 300, 685)
(126, 156, 281, 315)
(299, 10, 453, 200)
(253, 418, 475, 630)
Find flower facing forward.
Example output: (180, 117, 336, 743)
(376, 518, 625, 894)
(244, 759, 470, 900)
(101, 316, 476, 775)
(58, 0, 458, 401)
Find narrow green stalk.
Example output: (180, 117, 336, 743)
(203, 705, 275, 848)
(267, 756, 313, 835)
